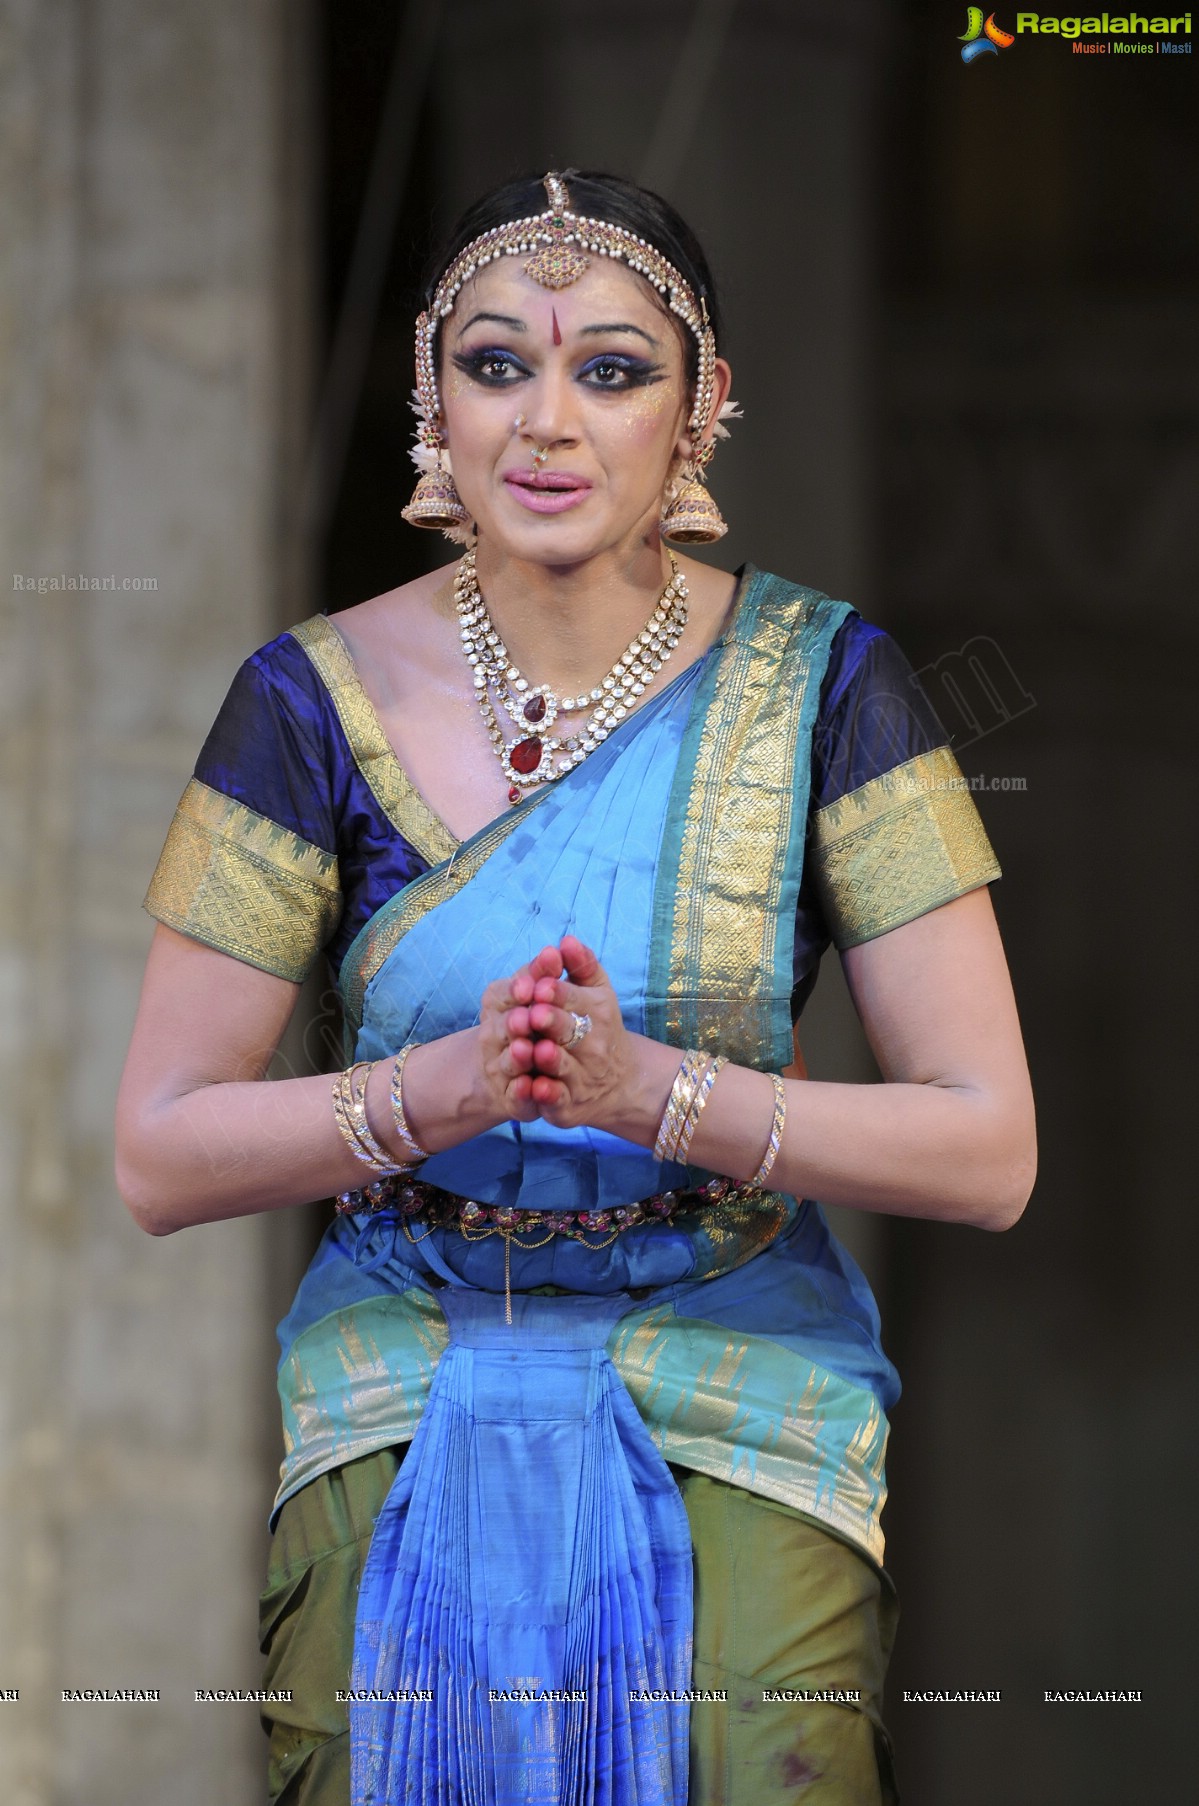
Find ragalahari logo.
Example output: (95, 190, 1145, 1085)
(960, 8, 1016, 58)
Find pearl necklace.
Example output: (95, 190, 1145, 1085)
(454, 549, 690, 803)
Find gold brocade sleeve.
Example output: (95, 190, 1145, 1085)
(143, 778, 342, 982)
(811, 744, 1001, 950)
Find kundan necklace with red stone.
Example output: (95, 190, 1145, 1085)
(454, 548, 690, 803)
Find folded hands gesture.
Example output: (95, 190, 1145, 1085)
(478, 934, 635, 1133)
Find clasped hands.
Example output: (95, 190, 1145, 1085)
(392, 932, 768, 1179)
(478, 933, 637, 1134)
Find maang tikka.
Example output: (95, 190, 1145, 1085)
(401, 172, 740, 543)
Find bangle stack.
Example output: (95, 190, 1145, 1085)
(332, 1048, 429, 1178)
(652, 1052, 788, 1189)
(653, 1049, 728, 1164)
(338, 1042, 784, 1193)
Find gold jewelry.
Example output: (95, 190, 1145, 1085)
(750, 1073, 787, 1186)
(337, 1170, 751, 1227)
(654, 1049, 724, 1164)
(653, 1050, 701, 1161)
(416, 174, 716, 462)
(673, 1053, 727, 1162)
(456, 546, 688, 801)
(660, 446, 728, 544)
(332, 1062, 411, 1176)
(405, 173, 738, 542)
(400, 462, 470, 534)
(388, 1043, 430, 1166)
(350, 1172, 760, 1326)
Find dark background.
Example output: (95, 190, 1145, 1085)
(302, 2, 1197, 1798)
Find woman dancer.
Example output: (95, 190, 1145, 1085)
(117, 170, 1035, 1805)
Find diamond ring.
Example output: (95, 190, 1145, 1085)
(563, 1011, 592, 1050)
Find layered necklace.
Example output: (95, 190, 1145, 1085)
(454, 549, 690, 803)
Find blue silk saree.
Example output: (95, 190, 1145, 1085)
(145, 565, 1002, 1804)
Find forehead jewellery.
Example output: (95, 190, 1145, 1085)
(455, 545, 689, 804)
(401, 171, 740, 543)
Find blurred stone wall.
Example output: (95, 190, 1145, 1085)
(0, 3, 314, 1801)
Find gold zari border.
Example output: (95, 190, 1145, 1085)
(683, 1190, 794, 1280)
(812, 745, 1002, 949)
(658, 584, 842, 1070)
(289, 614, 459, 869)
(143, 778, 341, 983)
(611, 1307, 888, 1567)
(274, 1290, 450, 1517)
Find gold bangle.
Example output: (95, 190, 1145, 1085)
(654, 1049, 725, 1164)
(349, 1062, 415, 1173)
(389, 1042, 429, 1165)
(653, 1050, 699, 1162)
(331, 1063, 368, 1164)
(749, 1073, 787, 1187)
(332, 1061, 410, 1176)
(673, 1054, 727, 1163)
(333, 1064, 383, 1169)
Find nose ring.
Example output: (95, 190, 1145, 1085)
(513, 412, 548, 466)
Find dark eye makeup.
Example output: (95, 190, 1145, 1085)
(450, 348, 530, 386)
(578, 353, 665, 390)
(450, 347, 666, 392)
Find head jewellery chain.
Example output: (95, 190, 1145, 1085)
(402, 172, 741, 543)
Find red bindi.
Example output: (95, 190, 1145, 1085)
(551, 308, 562, 347)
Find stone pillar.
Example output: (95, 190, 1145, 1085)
(0, 4, 314, 1802)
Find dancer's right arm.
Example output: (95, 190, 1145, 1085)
(115, 923, 529, 1235)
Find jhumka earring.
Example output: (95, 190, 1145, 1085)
(659, 304, 740, 544)
(400, 389, 471, 537)
(659, 442, 728, 544)
(401, 460, 470, 534)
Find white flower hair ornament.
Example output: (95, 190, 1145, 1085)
(408, 391, 443, 475)
(711, 398, 744, 441)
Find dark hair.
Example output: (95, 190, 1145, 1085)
(421, 169, 722, 391)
